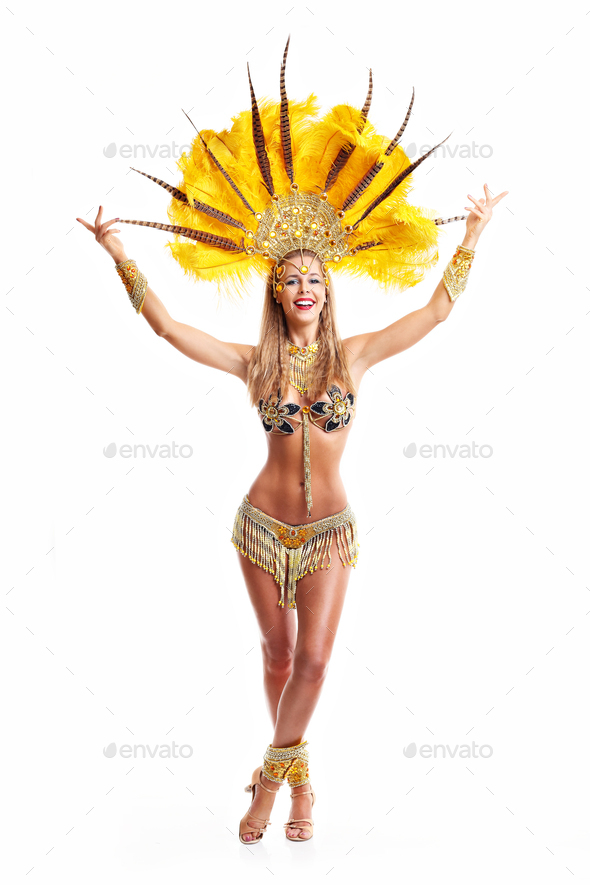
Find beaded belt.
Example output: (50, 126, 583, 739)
(231, 495, 359, 608)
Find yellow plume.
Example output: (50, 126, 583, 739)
(119, 43, 465, 298)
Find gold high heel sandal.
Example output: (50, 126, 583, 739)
(284, 784, 316, 841)
(238, 765, 281, 845)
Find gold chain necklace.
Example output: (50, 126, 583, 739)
(287, 338, 320, 394)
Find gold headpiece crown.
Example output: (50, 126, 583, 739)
(118, 38, 466, 297)
(248, 184, 350, 267)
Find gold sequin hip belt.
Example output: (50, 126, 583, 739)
(231, 494, 359, 609)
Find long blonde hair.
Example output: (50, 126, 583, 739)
(247, 250, 357, 407)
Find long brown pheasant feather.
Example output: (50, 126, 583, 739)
(130, 167, 187, 204)
(181, 108, 256, 216)
(324, 69, 373, 191)
(353, 240, 381, 252)
(360, 68, 373, 121)
(280, 36, 294, 184)
(352, 133, 451, 229)
(434, 214, 468, 225)
(341, 161, 384, 211)
(130, 167, 246, 231)
(341, 88, 416, 212)
(385, 87, 415, 156)
(247, 64, 275, 196)
(117, 219, 244, 251)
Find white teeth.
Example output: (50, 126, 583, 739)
(295, 300, 314, 305)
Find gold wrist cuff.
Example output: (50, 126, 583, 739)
(263, 740, 310, 786)
(442, 244, 475, 302)
(115, 259, 148, 314)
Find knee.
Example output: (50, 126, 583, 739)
(261, 640, 295, 674)
(292, 649, 330, 684)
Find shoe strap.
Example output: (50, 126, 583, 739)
(247, 816, 272, 826)
(284, 819, 313, 826)
(257, 777, 282, 795)
(289, 788, 313, 798)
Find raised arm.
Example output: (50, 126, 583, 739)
(76, 206, 253, 384)
(344, 184, 508, 372)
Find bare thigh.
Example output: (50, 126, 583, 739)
(236, 552, 297, 655)
(293, 536, 354, 663)
(236, 530, 355, 657)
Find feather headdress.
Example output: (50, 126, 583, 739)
(119, 38, 466, 297)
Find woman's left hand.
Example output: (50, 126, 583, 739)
(464, 183, 509, 242)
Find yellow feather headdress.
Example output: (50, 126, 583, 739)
(119, 38, 466, 297)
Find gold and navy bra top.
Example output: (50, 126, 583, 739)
(258, 384, 356, 435)
(257, 384, 356, 516)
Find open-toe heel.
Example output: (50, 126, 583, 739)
(284, 785, 316, 841)
(238, 764, 281, 845)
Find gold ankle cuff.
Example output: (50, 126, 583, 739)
(263, 740, 310, 786)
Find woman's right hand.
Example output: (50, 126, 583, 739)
(76, 205, 127, 263)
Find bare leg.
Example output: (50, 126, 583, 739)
(273, 541, 352, 838)
(237, 550, 298, 724)
(236, 535, 353, 841)
(236, 550, 298, 840)
(273, 553, 351, 747)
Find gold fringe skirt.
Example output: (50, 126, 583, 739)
(231, 495, 359, 609)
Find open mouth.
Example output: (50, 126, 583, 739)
(294, 299, 315, 310)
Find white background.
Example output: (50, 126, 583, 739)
(2, 0, 589, 882)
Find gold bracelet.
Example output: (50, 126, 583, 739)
(442, 244, 475, 302)
(115, 259, 148, 314)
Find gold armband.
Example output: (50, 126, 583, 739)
(442, 244, 475, 302)
(115, 259, 148, 314)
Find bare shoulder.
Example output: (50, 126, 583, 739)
(229, 341, 257, 384)
(341, 332, 372, 367)
(234, 341, 257, 365)
(341, 332, 373, 389)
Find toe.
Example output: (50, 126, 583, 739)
(287, 825, 309, 839)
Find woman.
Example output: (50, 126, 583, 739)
(77, 41, 507, 842)
(78, 182, 505, 842)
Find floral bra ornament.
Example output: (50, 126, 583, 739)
(258, 385, 356, 516)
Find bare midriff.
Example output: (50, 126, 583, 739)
(247, 383, 355, 525)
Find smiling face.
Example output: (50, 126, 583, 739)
(274, 255, 327, 330)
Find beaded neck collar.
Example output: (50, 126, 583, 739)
(287, 337, 320, 358)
